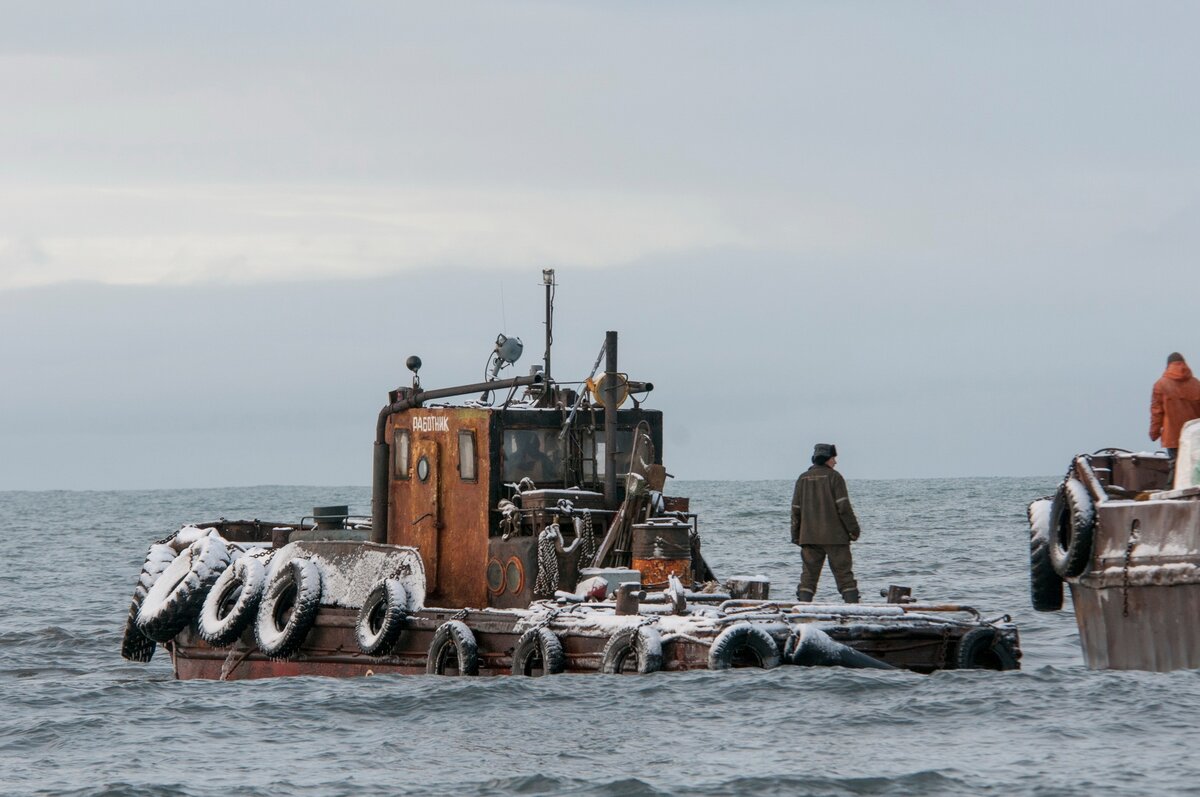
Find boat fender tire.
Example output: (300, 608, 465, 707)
(136, 533, 231, 643)
(1027, 497, 1064, 611)
(255, 558, 323, 659)
(356, 579, 409, 656)
(783, 626, 895, 670)
(511, 627, 566, 676)
(1048, 477, 1096, 578)
(708, 622, 781, 670)
(955, 627, 1020, 671)
(121, 542, 179, 661)
(426, 620, 480, 676)
(600, 626, 663, 674)
(198, 555, 268, 647)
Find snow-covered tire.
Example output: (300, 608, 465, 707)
(199, 555, 268, 647)
(511, 627, 565, 676)
(1028, 497, 1063, 611)
(255, 558, 322, 659)
(356, 579, 409, 656)
(426, 620, 479, 676)
(600, 626, 663, 674)
(136, 533, 230, 643)
(121, 542, 179, 661)
(1048, 477, 1096, 578)
(955, 627, 1020, 671)
(708, 622, 780, 670)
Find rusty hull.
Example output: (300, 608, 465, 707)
(167, 605, 998, 680)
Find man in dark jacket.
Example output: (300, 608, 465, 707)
(1151, 352, 1200, 476)
(791, 443, 861, 603)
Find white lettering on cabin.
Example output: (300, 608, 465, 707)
(411, 415, 449, 433)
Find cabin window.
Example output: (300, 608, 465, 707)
(502, 429, 565, 483)
(585, 430, 635, 480)
(393, 429, 411, 479)
(458, 430, 477, 481)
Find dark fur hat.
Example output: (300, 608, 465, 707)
(812, 443, 837, 464)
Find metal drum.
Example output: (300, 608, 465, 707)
(631, 520, 692, 587)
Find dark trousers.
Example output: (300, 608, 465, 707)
(799, 544, 857, 595)
(1168, 447, 1178, 483)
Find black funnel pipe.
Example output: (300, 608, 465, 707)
(370, 373, 543, 543)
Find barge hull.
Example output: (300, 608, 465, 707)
(1071, 582, 1200, 671)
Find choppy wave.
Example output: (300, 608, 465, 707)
(2, 480, 1197, 796)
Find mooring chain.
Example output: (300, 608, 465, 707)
(534, 525, 561, 595)
(450, 608, 469, 622)
(1122, 520, 1140, 618)
(580, 511, 597, 565)
(531, 607, 563, 632)
(936, 626, 952, 666)
(385, 560, 413, 582)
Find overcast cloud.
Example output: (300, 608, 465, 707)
(1, 2, 1198, 489)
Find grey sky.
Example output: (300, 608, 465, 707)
(1, 3, 1197, 489)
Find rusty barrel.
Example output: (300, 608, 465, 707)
(631, 520, 692, 587)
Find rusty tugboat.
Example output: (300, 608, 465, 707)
(1029, 428, 1200, 671)
(122, 271, 1021, 679)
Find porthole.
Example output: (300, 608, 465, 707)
(417, 455, 430, 482)
(506, 557, 524, 595)
(486, 559, 504, 594)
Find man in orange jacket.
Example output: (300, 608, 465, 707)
(1150, 352, 1200, 475)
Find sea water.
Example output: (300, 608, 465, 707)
(2, 478, 1197, 796)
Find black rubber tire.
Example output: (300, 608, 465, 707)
(199, 555, 268, 647)
(356, 579, 409, 656)
(255, 558, 322, 659)
(1048, 477, 1096, 578)
(121, 542, 178, 661)
(600, 626, 663, 674)
(955, 627, 1020, 671)
(136, 535, 231, 643)
(708, 622, 781, 670)
(511, 627, 566, 676)
(1028, 497, 1064, 612)
(783, 626, 895, 669)
(426, 620, 479, 676)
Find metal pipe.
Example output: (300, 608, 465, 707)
(370, 373, 544, 544)
(604, 330, 618, 507)
(543, 269, 555, 387)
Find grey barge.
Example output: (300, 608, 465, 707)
(1030, 447, 1200, 670)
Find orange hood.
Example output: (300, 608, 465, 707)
(1164, 360, 1194, 381)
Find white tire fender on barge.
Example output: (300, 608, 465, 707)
(426, 620, 479, 675)
(255, 557, 322, 659)
(199, 554, 269, 647)
(136, 532, 230, 643)
(355, 579, 409, 656)
(600, 626, 663, 674)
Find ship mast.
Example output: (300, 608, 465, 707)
(542, 268, 555, 389)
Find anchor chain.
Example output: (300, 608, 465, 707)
(1121, 519, 1140, 618)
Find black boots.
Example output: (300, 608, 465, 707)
(796, 586, 860, 603)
